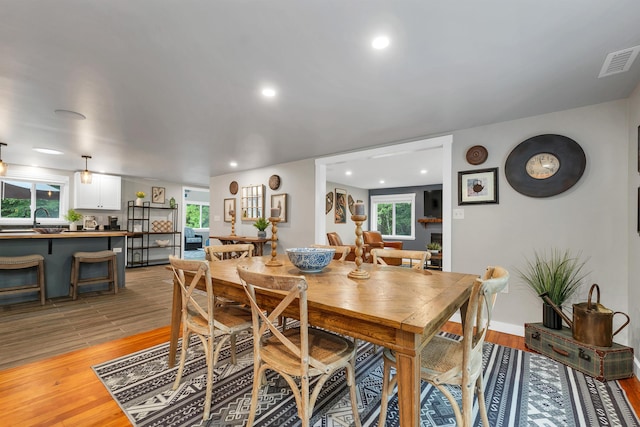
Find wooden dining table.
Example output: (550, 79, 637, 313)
(168, 255, 476, 427)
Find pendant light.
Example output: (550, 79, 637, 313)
(80, 155, 92, 184)
(0, 142, 7, 176)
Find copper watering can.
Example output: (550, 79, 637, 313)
(540, 284, 629, 347)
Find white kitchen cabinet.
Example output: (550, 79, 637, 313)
(73, 172, 122, 210)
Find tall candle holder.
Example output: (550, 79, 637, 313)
(348, 214, 370, 279)
(229, 210, 236, 236)
(265, 216, 283, 267)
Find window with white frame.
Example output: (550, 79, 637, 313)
(185, 202, 210, 228)
(370, 193, 415, 240)
(0, 176, 69, 223)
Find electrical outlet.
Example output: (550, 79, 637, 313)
(214, 215, 221, 222)
(453, 209, 464, 219)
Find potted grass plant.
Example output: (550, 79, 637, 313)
(253, 217, 270, 238)
(517, 248, 589, 329)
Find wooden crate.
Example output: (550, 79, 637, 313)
(524, 322, 634, 381)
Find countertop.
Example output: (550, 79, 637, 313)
(0, 231, 128, 239)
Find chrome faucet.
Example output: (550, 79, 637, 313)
(33, 207, 50, 227)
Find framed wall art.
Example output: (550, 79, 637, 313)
(152, 186, 166, 204)
(224, 198, 236, 223)
(335, 188, 347, 223)
(458, 168, 499, 205)
(270, 193, 287, 222)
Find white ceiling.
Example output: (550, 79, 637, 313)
(1, 1, 640, 187)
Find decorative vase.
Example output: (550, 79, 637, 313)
(69, 223, 77, 231)
(257, 230, 266, 238)
(542, 302, 563, 329)
(169, 197, 176, 208)
(135, 197, 143, 207)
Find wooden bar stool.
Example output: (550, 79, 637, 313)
(70, 250, 118, 300)
(0, 255, 46, 305)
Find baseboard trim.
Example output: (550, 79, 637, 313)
(448, 313, 525, 337)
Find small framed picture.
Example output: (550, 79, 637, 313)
(458, 168, 499, 205)
(335, 188, 347, 223)
(152, 186, 166, 204)
(224, 198, 236, 223)
(271, 193, 287, 222)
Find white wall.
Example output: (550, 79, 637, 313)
(207, 100, 634, 354)
(451, 100, 630, 340)
(209, 159, 317, 249)
(324, 181, 369, 245)
(627, 83, 640, 371)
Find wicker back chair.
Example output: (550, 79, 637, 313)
(379, 266, 509, 427)
(169, 256, 252, 421)
(370, 248, 430, 270)
(237, 266, 361, 427)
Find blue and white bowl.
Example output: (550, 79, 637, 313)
(286, 247, 335, 273)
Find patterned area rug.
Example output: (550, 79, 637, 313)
(93, 333, 639, 426)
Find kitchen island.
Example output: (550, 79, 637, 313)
(0, 231, 127, 304)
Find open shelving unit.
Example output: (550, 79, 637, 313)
(126, 200, 181, 267)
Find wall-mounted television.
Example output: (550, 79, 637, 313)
(423, 189, 442, 218)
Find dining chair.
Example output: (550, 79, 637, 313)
(169, 256, 253, 421)
(204, 243, 253, 261)
(370, 248, 430, 270)
(205, 243, 253, 308)
(378, 266, 509, 427)
(310, 244, 351, 261)
(237, 266, 362, 427)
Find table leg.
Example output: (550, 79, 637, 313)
(168, 277, 182, 368)
(395, 349, 421, 427)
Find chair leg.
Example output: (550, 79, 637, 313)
(229, 333, 237, 364)
(476, 374, 490, 426)
(38, 260, 45, 305)
(434, 384, 464, 426)
(173, 330, 190, 390)
(246, 365, 265, 426)
(347, 356, 362, 427)
(110, 257, 118, 295)
(378, 356, 393, 427)
(202, 336, 214, 421)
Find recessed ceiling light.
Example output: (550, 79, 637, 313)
(33, 147, 64, 155)
(379, 180, 385, 184)
(261, 87, 277, 98)
(229, 161, 238, 167)
(345, 171, 352, 176)
(54, 109, 86, 120)
(420, 169, 427, 174)
(372, 36, 390, 50)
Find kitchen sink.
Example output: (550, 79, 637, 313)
(32, 228, 66, 234)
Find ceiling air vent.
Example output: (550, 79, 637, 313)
(598, 45, 640, 78)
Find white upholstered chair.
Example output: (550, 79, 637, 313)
(378, 266, 509, 427)
(237, 266, 362, 427)
(169, 256, 253, 420)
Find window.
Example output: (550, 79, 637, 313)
(0, 177, 67, 223)
(185, 202, 210, 228)
(370, 193, 415, 240)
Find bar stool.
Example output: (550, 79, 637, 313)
(70, 250, 118, 300)
(0, 254, 46, 305)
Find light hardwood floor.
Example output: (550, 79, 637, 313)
(0, 265, 638, 425)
